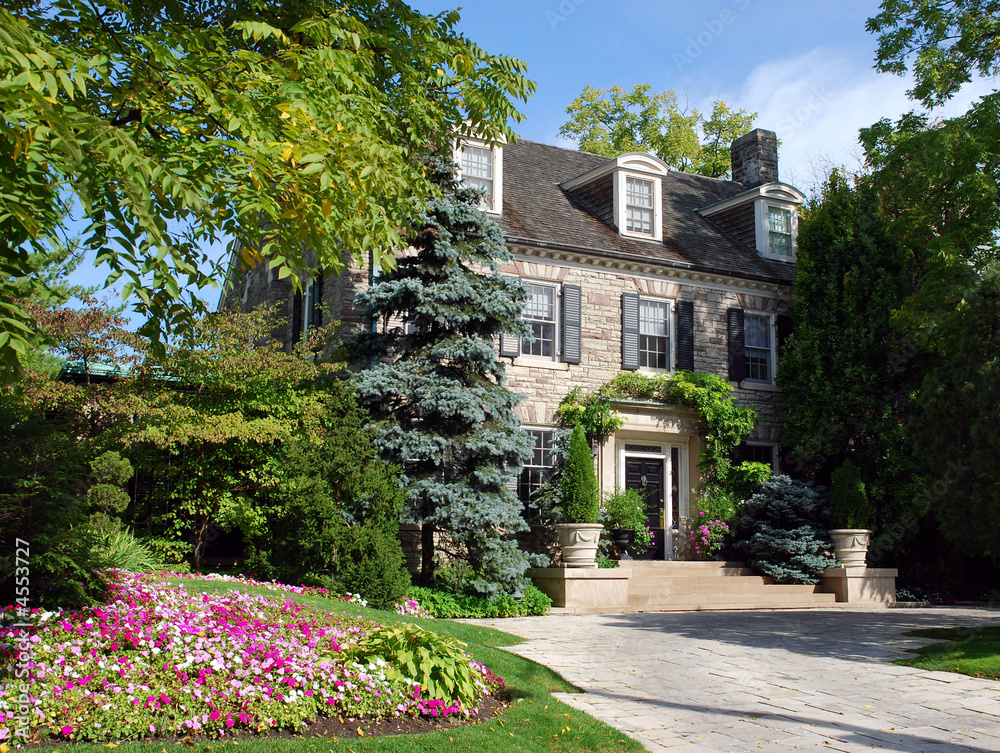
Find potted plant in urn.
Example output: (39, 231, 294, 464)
(555, 424, 603, 567)
(827, 460, 872, 568)
(600, 488, 652, 560)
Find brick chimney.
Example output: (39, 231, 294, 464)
(730, 129, 778, 187)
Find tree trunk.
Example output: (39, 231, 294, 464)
(420, 522, 435, 587)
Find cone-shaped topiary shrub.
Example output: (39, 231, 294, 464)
(828, 459, 871, 529)
(733, 475, 835, 584)
(560, 424, 600, 523)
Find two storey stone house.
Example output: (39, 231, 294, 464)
(222, 128, 804, 561)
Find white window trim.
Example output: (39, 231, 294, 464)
(303, 279, 315, 336)
(637, 296, 675, 373)
(743, 441, 780, 472)
(518, 280, 560, 362)
(517, 426, 557, 504)
(614, 170, 663, 242)
(754, 199, 798, 261)
(454, 138, 503, 216)
(743, 311, 776, 385)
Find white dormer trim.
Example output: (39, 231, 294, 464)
(455, 137, 504, 216)
(561, 152, 670, 190)
(562, 153, 669, 242)
(614, 171, 663, 242)
(697, 182, 805, 261)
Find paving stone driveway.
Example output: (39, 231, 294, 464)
(468, 607, 1000, 752)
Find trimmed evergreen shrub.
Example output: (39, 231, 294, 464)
(85, 451, 133, 516)
(733, 475, 835, 584)
(334, 523, 411, 610)
(828, 459, 871, 529)
(560, 424, 599, 523)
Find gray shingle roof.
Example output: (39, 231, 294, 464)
(497, 140, 796, 285)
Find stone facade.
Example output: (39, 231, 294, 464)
(221, 132, 800, 561)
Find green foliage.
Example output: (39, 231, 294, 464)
(729, 461, 773, 503)
(0, 1, 534, 383)
(554, 386, 623, 441)
(248, 380, 408, 590)
(345, 623, 480, 707)
(828, 460, 871, 530)
(696, 486, 741, 525)
(909, 266, 1000, 559)
(868, 0, 1000, 107)
(600, 488, 652, 551)
(85, 451, 133, 516)
(560, 425, 600, 524)
(98, 527, 162, 572)
(558, 371, 758, 490)
(333, 523, 411, 611)
(0, 376, 111, 607)
(558, 84, 755, 177)
(518, 583, 553, 616)
(733, 475, 836, 584)
(352, 153, 534, 597)
(407, 584, 552, 618)
(778, 170, 913, 541)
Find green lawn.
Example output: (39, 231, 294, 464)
(59, 577, 644, 753)
(897, 626, 1000, 681)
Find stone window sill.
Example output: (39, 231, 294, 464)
(512, 358, 570, 371)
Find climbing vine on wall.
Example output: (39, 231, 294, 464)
(555, 371, 759, 488)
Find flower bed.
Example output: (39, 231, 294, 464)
(0, 572, 501, 745)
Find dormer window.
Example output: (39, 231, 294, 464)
(456, 139, 503, 214)
(626, 177, 655, 236)
(767, 206, 793, 257)
(562, 153, 668, 242)
(697, 182, 804, 262)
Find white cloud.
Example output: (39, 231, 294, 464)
(727, 48, 997, 190)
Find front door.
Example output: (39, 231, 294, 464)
(625, 457, 665, 560)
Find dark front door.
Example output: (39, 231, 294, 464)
(625, 457, 665, 560)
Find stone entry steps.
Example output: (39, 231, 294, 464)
(623, 560, 837, 611)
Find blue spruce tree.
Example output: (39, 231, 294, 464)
(352, 153, 534, 596)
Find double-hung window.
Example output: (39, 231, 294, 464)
(518, 428, 555, 503)
(521, 283, 558, 359)
(639, 299, 671, 370)
(460, 144, 495, 211)
(744, 442, 778, 471)
(625, 177, 655, 236)
(768, 206, 793, 257)
(744, 313, 773, 383)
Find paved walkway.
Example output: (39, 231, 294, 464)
(468, 607, 1000, 752)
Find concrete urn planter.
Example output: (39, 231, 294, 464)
(555, 523, 603, 568)
(828, 529, 872, 568)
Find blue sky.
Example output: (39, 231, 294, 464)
(412, 0, 992, 185)
(68, 1, 996, 316)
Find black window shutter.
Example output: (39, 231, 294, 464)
(776, 313, 793, 360)
(675, 300, 694, 371)
(291, 290, 303, 345)
(312, 271, 324, 328)
(727, 307, 746, 382)
(561, 283, 582, 364)
(622, 292, 640, 371)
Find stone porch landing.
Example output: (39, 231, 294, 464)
(530, 561, 897, 614)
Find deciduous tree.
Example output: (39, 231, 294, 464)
(558, 84, 755, 177)
(0, 0, 534, 382)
